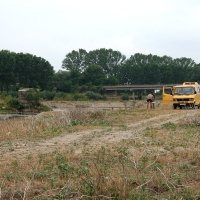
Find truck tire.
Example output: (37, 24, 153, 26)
(173, 105, 177, 109)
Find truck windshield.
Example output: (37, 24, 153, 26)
(174, 87, 194, 95)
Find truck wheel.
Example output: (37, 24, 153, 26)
(179, 106, 182, 109)
(198, 104, 200, 109)
(173, 105, 177, 109)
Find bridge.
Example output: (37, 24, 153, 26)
(102, 84, 179, 97)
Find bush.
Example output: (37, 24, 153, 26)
(73, 93, 88, 101)
(0, 91, 18, 99)
(7, 97, 21, 109)
(79, 85, 88, 93)
(85, 91, 97, 100)
(85, 91, 108, 100)
(53, 92, 68, 100)
(40, 91, 56, 100)
(101, 95, 107, 100)
(120, 93, 129, 100)
(38, 104, 52, 112)
(26, 91, 40, 106)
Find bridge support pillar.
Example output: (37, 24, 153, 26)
(132, 91, 135, 100)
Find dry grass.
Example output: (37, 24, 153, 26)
(0, 102, 200, 199)
(0, 109, 93, 142)
(0, 104, 172, 142)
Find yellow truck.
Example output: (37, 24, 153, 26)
(162, 82, 200, 109)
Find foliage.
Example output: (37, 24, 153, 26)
(0, 50, 16, 91)
(0, 50, 54, 91)
(25, 90, 40, 106)
(85, 91, 107, 100)
(52, 92, 70, 100)
(37, 104, 52, 112)
(6, 97, 21, 110)
(0, 91, 18, 99)
(73, 93, 88, 101)
(1, 48, 200, 94)
(40, 90, 56, 100)
(104, 76, 119, 85)
(62, 49, 87, 72)
(120, 93, 129, 100)
(86, 48, 126, 77)
(15, 53, 54, 90)
(60, 50, 200, 88)
(51, 70, 73, 92)
(82, 64, 106, 86)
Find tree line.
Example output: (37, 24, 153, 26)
(0, 50, 54, 91)
(1, 49, 200, 93)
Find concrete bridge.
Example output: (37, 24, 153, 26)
(102, 84, 178, 98)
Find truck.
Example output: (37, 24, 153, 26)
(162, 82, 200, 109)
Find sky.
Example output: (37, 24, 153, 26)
(1, 0, 200, 72)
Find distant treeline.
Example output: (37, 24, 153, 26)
(1, 49, 200, 93)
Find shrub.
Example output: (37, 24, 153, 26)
(101, 95, 107, 100)
(85, 91, 106, 100)
(7, 97, 21, 109)
(38, 104, 52, 112)
(120, 93, 129, 100)
(26, 91, 40, 106)
(0, 91, 18, 99)
(40, 91, 56, 100)
(79, 85, 88, 93)
(85, 91, 97, 100)
(53, 92, 68, 100)
(73, 93, 88, 101)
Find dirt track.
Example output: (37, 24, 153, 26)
(0, 101, 199, 162)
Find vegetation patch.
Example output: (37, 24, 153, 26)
(0, 102, 200, 199)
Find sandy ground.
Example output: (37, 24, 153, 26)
(0, 100, 199, 163)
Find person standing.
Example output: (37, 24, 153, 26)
(147, 92, 154, 108)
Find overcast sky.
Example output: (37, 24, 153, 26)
(1, 0, 200, 72)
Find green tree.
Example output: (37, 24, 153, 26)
(118, 56, 146, 84)
(132, 53, 174, 66)
(15, 53, 31, 88)
(0, 50, 16, 91)
(62, 49, 87, 72)
(158, 65, 174, 83)
(31, 56, 54, 90)
(173, 57, 195, 68)
(118, 62, 135, 84)
(52, 70, 72, 92)
(86, 48, 126, 77)
(83, 64, 106, 86)
(186, 64, 200, 82)
(104, 76, 119, 85)
(15, 53, 54, 90)
(172, 57, 195, 83)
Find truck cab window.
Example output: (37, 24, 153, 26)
(164, 88, 172, 94)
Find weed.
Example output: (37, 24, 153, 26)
(98, 121, 112, 126)
(8, 140, 14, 151)
(161, 122, 177, 131)
(73, 141, 78, 146)
(4, 173, 14, 181)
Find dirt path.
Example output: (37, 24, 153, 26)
(0, 109, 198, 162)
